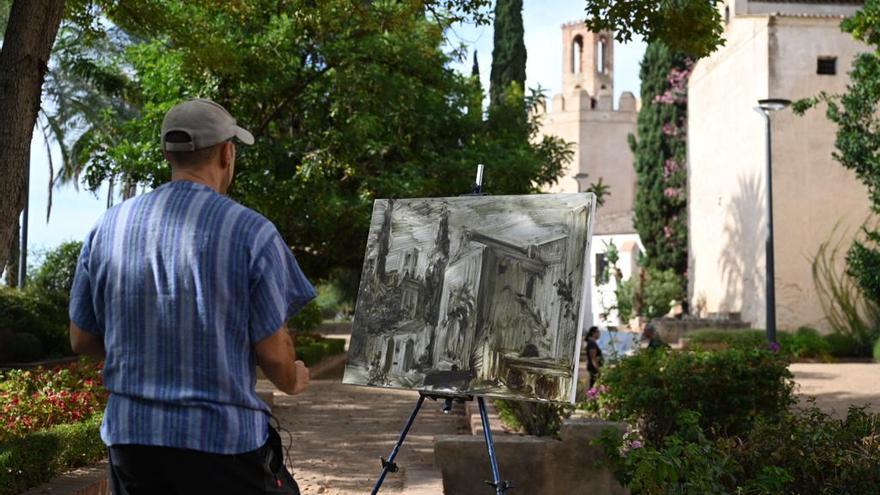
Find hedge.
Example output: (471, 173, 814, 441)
(0, 414, 105, 495)
(295, 337, 346, 367)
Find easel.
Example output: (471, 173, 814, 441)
(370, 164, 512, 495)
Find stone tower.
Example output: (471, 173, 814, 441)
(539, 23, 638, 222)
(562, 22, 614, 97)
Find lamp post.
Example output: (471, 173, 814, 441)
(754, 98, 790, 344)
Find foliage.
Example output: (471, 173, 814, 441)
(489, 0, 526, 117)
(730, 404, 880, 494)
(617, 267, 685, 320)
(0, 359, 106, 442)
(583, 0, 724, 59)
(793, 2, 880, 303)
(594, 348, 795, 445)
(0, 413, 105, 495)
(0, 287, 70, 360)
(629, 44, 691, 282)
(288, 301, 323, 334)
(292, 333, 346, 367)
(874, 337, 880, 362)
(30, 241, 82, 301)
(597, 411, 735, 495)
(598, 404, 880, 495)
(687, 327, 832, 361)
(69, 0, 571, 286)
(314, 281, 353, 320)
(811, 230, 880, 357)
(493, 399, 571, 437)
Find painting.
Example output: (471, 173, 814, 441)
(343, 193, 595, 403)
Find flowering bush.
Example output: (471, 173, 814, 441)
(0, 359, 107, 442)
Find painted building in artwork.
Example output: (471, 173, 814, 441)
(688, 0, 872, 331)
(537, 22, 642, 328)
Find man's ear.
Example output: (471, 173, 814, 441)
(220, 141, 233, 169)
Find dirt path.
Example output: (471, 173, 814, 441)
(261, 369, 468, 495)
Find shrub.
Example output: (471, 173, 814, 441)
(597, 411, 736, 495)
(288, 301, 323, 333)
(493, 400, 571, 437)
(618, 268, 685, 320)
(0, 414, 105, 495)
(30, 241, 82, 299)
(874, 338, 880, 362)
(0, 288, 70, 360)
(688, 327, 831, 361)
(731, 404, 880, 494)
(0, 360, 107, 442)
(0, 332, 44, 362)
(292, 334, 346, 367)
(596, 348, 795, 444)
(812, 232, 880, 357)
(314, 281, 353, 320)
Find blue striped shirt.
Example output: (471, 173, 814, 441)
(69, 180, 316, 454)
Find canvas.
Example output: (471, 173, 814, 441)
(343, 193, 595, 403)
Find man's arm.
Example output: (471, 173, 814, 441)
(255, 325, 309, 395)
(70, 321, 105, 359)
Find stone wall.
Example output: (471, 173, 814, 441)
(434, 419, 628, 494)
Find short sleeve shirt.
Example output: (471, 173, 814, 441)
(69, 180, 316, 454)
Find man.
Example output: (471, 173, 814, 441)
(641, 323, 668, 351)
(585, 326, 603, 388)
(69, 98, 315, 494)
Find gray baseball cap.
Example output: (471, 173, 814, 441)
(161, 98, 255, 152)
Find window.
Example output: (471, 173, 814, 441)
(597, 37, 607, 74)
(817, 57, 837, 75)
(595, 253, 609, 285)
(724, 5, 730, 25)
(572, 35, 583, 74)
(525, 274, 536, 299)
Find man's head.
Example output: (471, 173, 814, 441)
(587, 326, 600, 340)
(161, 99, 254, 193)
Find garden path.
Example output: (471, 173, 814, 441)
(791, 362, 880, 416)
(260, 365, 469, 495)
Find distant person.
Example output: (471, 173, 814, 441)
(642, 323, 668, 351)
(68, 99, 315, 494)
(586, 326, 603, 388)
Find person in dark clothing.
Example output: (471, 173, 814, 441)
(642, 323, 669, 351)
(585, 326, 603, 389)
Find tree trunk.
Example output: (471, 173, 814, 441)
(0, 0, 66, 274)
(4, 214, 19, 288)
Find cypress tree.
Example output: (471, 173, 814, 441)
(489, 0, 526, 111)
(468, 50, 483, 121)
(628, 43, 691, 278)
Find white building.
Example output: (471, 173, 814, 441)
(688, 0, 872, 330)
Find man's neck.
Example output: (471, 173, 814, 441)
(170, 169, 222, 193)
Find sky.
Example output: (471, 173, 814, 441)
(20, 0, 646, 259)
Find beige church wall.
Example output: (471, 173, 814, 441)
(688, 16, 771, 327)
(541, 103, 583, 193)
(578, 110, 637, 215)
(766, 17, 872, 331)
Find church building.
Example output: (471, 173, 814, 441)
(538, 22, 643, 328)
(688, 0, 872, 331)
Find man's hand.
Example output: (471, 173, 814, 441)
(291, 360, 309, 395)
(255, 326, 309, 395)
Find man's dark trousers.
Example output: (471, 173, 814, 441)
(108, 428, 300, 495)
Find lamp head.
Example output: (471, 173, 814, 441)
(757, 98, 791, 112)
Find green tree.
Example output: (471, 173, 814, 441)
(629, 43, 690, 279)
(584, 0, 724, 58)
(794, 0, 880, 302)
(68, 0, 571, 289)
(489, 0, 526, 112)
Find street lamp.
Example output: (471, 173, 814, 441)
(754, 98, 791, 344)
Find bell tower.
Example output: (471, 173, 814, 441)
(562, 22, 613, 97)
